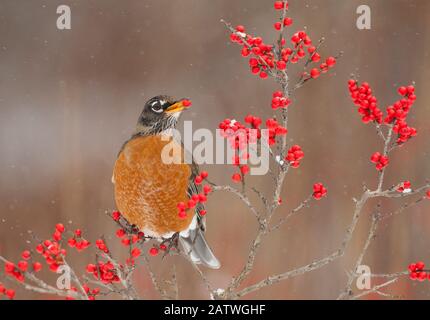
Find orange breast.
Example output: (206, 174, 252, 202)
(113, 135, 193, 235)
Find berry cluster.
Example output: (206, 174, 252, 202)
(348, 80, 383, 124)
(272, 91, 291, 110)
(177, 172, 211, 218)
(348, 79, 417, 172)
(370, 152, 389, 171)
(109, 211, 164, 260)
(397, 180, 412, 193)
(82, 284, 100, 301)
(86, 261, 120, 285)
(385, 86, 417, 144)
(285, 145, 304, 168)
(4, 249, 42, 285)
(67, 228, 91, 252)
(229, 1, 336, 84)
(219, 117, 256, 183)
(348, 81, 418, 172)
(115, 228, 144, 248)
(34, 225, 70, 272)
(313, 183, 328, 200)
(266, 118, 289, 145)
(219, 115, 288, 183)
(409, 262, 430, 281)
(0, 283, 15, 300)
(0, 209, 184, 299)
(95, 239, 110, 254)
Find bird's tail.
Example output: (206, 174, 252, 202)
(179, 228, 221, 269)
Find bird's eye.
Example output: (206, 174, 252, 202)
(150, 101, 163, 113)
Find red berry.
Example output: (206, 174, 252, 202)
(274, 22, 282, 31)
(55, 223, 65, 233)
(283, 17, 293, 26)
(68, 238, 76, 247)
(194, 176, 203, 185)
(182, 99, 192, 107)
(259, 71, 268, 79)
(131, 248, 141, 258)
(49, 263, 59, 272)
(416, 261, 425, 270)
(235, 25, 245, 33)
(198, 194, 207, 203)
(203, 185, 212, 195)
(251, 66, 260, 74)
(240, 165, 250, 175)
(311, 53, 321, 62)
(418, 272, 427, 281)
(232, 173, 242, 183)
(21, 250, 31, 260)
(86, 264, 97, 273)
(200, 171, 208, 179)
(241, 47, 250, 57)
(5, 289, 15, 299)
(370, 152, 381, 163)
(310, 68, 320, 79)
(274, 1, 284, 10)
(116, 229, 126, 238)
(187, 199, 196, 208)
(112, 211, 121, 221)
(177, 202, 186, 210)
(53, 231, 62, 241)
(326, 56, 336, 67)
(276, 60, 287, 70)
(121, 238, 131, 246)
(35, 244, 44, 254)
(149, 247, 159, 256)
(291, 33, 300, 44)
(33, 262, 42, 272)
(17, 260, 28, 272)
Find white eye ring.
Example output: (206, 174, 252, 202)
(151, 105, 163, 113)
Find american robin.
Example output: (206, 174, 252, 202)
(112, 95, 220, 269)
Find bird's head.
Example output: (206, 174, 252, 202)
(135, 95, 190, 135)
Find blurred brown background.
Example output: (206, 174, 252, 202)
(1, 0, 430, 299)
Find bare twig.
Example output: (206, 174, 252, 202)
(350, 278, 399, 300)
(338, 210, 381, 299)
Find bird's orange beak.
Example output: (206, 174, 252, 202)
(165, 101, 185, 114)
(165, 99, 192, 114)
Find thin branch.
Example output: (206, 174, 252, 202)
(212, 184, 262, 221)
(350, 278, 399, 300)
(270, 194, 313, 232)
(338, 210, 381, 299)
(141, 252, 169, 299)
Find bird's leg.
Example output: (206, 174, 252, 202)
(161, 233, 180, 258)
